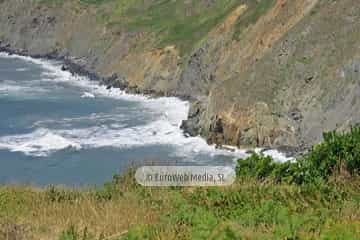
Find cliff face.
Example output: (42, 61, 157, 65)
(1, 0, 360, 152)
(203, 0, 360, 151)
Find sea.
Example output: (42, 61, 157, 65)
(0, 52, 289, 186)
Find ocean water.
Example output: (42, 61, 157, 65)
(0, 53, 289, 187)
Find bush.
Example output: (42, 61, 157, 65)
(302, 127, 360, 179)
(236, 127, 360, 184)
(235, 153, 302, 183)
(235, 153, 275, 179)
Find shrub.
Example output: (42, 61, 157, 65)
(302, 127, 360, 179)
(236, 127, 360, 184)
(235, 153, 275, 179)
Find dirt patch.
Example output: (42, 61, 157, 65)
(0, 223, 30, 240)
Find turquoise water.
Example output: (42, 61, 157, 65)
(0, 53, 250, 186)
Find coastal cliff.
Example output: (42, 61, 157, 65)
(1, 0, 360, 152)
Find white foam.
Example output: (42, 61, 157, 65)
(0, 122, 248, 161)
(0, 120, 291, 162)
(0, 81, 49, 95)
(81, 92, 95, 98)
(0, 83, 27, 92)
(0, 52, 293, 162)
(0, 128, 81, 157)
(262, 149, 294, 162)
(0, 52, 73, 81)
(15, 67, 28, 72)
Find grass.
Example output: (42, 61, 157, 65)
(232, 0, 275, 40)
(1, 128, 360, 239)
(103, 0, 244, 55)
(36, 0, 276, 55)
(37, 0, 243, 55)
(0, 172, 164, 239)
(0, 174, 359, 239)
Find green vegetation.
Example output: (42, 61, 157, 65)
(238, 126, 360, 185)
(37, 0, 276, 55)
(38, 0, 243, 54)
(233, 0, 275, 40)
(1, 128, 360, 239)
(103, 0, 243, 54)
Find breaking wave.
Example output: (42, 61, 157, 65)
(0, 52, 292, 162)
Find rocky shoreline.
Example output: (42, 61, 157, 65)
(0, 42, 300, 158)
(0, 40, 195, 110)
(0, 42, 301, 158)
(4, 0, 359, 159)
(0, 41, 191, 100)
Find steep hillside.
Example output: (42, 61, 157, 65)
(0, 0, 359, 152)
(201, 0, 360, 152)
